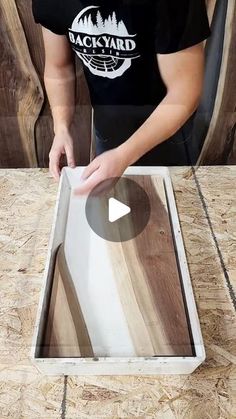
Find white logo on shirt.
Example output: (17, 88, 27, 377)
(68, 5, 140, 79)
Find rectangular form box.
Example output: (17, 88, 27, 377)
(31, 167, 205, 375)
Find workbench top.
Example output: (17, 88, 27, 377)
(0, 167, 235, 418)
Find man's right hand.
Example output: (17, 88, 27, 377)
(49, 128, 76, 181)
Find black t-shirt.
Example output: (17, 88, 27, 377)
(32, 0, 211, 144)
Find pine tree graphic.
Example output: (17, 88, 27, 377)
(96, 11, 104, 30)
(111, 11, 118, 29)
(76, 9, 129, 36)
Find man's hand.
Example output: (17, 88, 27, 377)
(49, 127, 76, 181)
(41, 27, 76, 181)
(73, 148, 128, 196)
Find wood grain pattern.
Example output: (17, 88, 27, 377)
(40, 242, 94, 358)
(15, 0, 54, 168)
(106, 176, 193, 356)
(41, 174, 193, 358)
(0, 0, 91, 168)
(0, 166, 235, 415)
(0, 0, 44, 167)
(197, 1, 236, 164)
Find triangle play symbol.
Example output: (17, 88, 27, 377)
(108, 198, 131, 223)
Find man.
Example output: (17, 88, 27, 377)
(32, 0, 211, 195)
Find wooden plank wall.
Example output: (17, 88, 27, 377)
(197, 0, 236, 164)
(0, 0, 91, 168)
(0, 0, 43, 167)
(0, 0, 234, 167)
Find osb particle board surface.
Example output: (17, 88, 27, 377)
(0, 167, 235, 418)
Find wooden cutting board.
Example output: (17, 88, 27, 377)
(40, 175, 193, 358)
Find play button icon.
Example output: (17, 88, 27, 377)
(108, 198, 131, 223)
(85, 176, 151, 242)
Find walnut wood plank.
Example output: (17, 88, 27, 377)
(106, 175, 193, 356)
(0, 0, 44, 167)
(41, 243, 94, 358)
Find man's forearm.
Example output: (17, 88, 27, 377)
(44, 62, 75, 135)
(117, 86, 201, 166)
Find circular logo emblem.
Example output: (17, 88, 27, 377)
(69, 6, 140, 79)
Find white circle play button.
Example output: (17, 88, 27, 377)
(85, 177, 151, 242)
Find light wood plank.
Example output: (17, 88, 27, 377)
(41, 243, 94, 357)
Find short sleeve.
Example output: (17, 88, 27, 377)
(155, 0, 211, 54)
(32, 0, 66, 35)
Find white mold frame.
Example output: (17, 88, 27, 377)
(30, 166, 206, 375)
